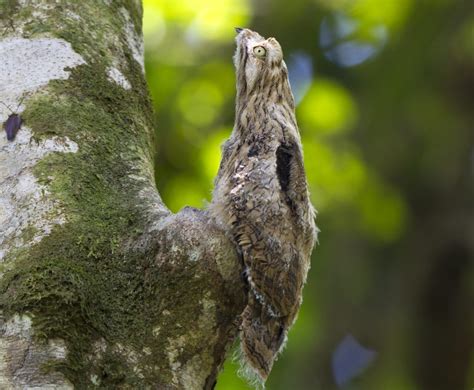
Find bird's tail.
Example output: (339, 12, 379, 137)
(238, 297, 289, 386)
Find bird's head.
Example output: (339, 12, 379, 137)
(233, 28, 288, 96)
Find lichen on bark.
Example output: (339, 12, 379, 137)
(0, 1, 245, 388)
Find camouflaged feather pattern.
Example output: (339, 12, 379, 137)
(210, 28, 317, 383)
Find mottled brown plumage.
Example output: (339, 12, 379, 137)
(210, 28, 317, 383)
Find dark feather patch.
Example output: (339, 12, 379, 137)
(4, 113, 22, 141)
(276, 144, 292, 192)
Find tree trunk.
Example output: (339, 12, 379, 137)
(0, 1, 246, 388)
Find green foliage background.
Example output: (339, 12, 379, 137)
(143, 0, 474, 388)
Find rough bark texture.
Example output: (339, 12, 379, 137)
(0, 1, 245, 388)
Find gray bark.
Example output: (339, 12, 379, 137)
(0, 1, 245, 388)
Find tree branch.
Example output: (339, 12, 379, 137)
(0, 1, 245, 388)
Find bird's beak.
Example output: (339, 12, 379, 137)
(235, 27, 244, 34)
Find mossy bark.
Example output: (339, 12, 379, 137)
(0, 1, 245, 388)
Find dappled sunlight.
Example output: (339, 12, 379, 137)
(350, 0, 413, 30)
(178, 79, 224, 127)
(143, 0, 250, 42)
(200, 128, 232, 182)
(298, 79, 357, 134)
(357, 178, 407, 242)
(184, 0, 250, 41)
(142, 3, 166, 43)
(304, 140, 367, 207)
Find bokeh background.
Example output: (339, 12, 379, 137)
(142, 0, 474, 389)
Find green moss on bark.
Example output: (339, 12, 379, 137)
(0, 0, 163, 387)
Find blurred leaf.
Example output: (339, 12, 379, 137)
(142, 2, 166, 41)
(357, 178, 407, 242)
(185, 0, 251, 41)
(144, 0, 250, 41)
(162, 176, 209, 212)
(200, 128, 232, 182)
(315, 0, 413, 30)
(304, 138, 406, 242)
(178, 79, 224, 127)
(298, 79, 357, 135)
(303, 140, 367, 208)
(351, 0, 413, 30)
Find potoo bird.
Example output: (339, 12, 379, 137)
(209, 28, 317, 383)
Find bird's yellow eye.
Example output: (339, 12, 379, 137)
(253, 46, 266, 58)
